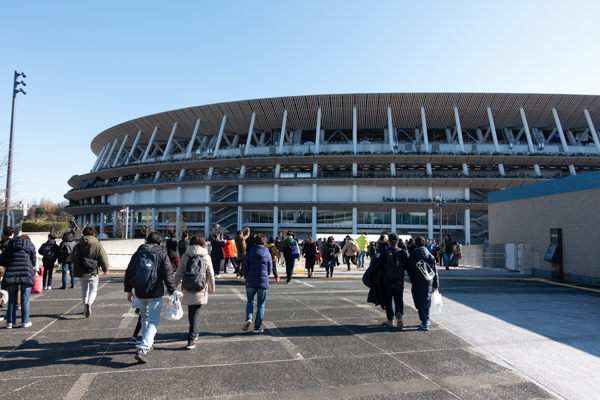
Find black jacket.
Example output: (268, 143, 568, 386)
(0, 238, 37, 288)
(210, 238, 225, 260)
(166, 238, 179, 262)
(178, 238, 190, 257)
(39, 239, 60, 267)
(376, 246, 408, 284)
(365, 254, 385, 309)
(124, 243, 176, 299)
(58, 240, 76, 264)
(406, 247, 439, 310)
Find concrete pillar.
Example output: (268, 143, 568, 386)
(275, 164, 280, 178)
(176, 207, 181, 238)
(113, 134, 130, 167)
(312, 184, 317, 201)
(237, 206, 242, 232)
(130, 209, 135, 238)
(426, 163, 432, 175)
(177, 187, 182, 203)
(277, 110, 288, 154)
(274, 184, 279, 202)
(212, 115, 227, 157)
(151, 208, 156, 231)
(240, 165, 246, 179)
(352, 185, 357, 202)
(238, 185, 243, 202)
(464, 188, 470, 201)
(186, 119, 201, 158)
(315, 108, 322, 154)
(391, 208, 397, 232)
(142, 127, 159, 162)
(391, 163, 396, 177)
(99, 212, 105, 234)
(464, 209, 471, 245)
(454, 107, 465, 152)
(273, 206, 279, 239)
(428, 209, 434, 239)
(205, 206, 210, 237)
(421, 107, 430, 152)
(352, 163, 358, 177)
(352, 106, 357, 154)
(352, 208, 357, 235)
(312, 206, 317, 239)
(313, 163, 319, 178)
(244, 113, 256, 155)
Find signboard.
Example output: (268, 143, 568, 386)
(544, 243, 559, 262)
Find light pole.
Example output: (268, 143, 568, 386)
(120, 207, 129, 239)
(433, 194, 446, 245)
(4, 71, 26, 229)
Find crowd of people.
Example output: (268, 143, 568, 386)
(0, 225, 454, 365)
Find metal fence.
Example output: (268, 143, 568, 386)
(461, 244, 507, 269)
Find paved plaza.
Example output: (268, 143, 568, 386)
(1, 263, 599, 399)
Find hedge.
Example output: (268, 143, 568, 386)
(22, 222, 71, 236)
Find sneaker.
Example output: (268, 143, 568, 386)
(16, 306, 21, 310)
(47, 287, 52, 291)
(71, 283, 75, 289)
(186, 340, 196, 350)
(134, 348, 148, 364)
(275, 277, 280, 282)
(84, 303, 91, 318)
(0, 317, 3, 322)
(395, 313, 403, 330)
(242, 319, 252, 331)
(129, 337, 138, 345)
(253, 327, 264, 334)
(384, 320, 394, 327)
(287, 281, 292, 284)
(22, 321, 32, 328)
(6, 323, 13, 329)
(215, 274, 220, 278)
(418, 324, 429, 331)
(59, 287, 66, 290)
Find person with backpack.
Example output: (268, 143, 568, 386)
(178, 232, 190, 259)
(166, 231, 180, 270)
(375, 233, 408, 329)
(71, 227, 109, 318)
(234, 227, 250, 278)
(241, 234, 272, 334)
(124, 232, 176, 364)
(58, 232, 77, 289)
(0, 231, 36, 328)
(39, 233, 60, 290)
(265, 237, 280, 282)
(406, 236, 439, 331)
(174, 235, 215, 350)
(280, 231, 299, 284)
(341, 237, 360, 271)
(321, 236, 341, 278)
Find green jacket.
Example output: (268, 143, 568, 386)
(71, 235, 109, 277)
(355, 235, 369, 252)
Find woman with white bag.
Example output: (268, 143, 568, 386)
(174, 235, 215, 350)
(406, 236, 439, 331)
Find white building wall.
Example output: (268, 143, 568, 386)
(157, 189, 177, 204)
(244, 186, 274, 202)
(395, 188, 428, 198)
(434, 188, 467, 199)
(279, 186, 311, 202)
(357, 186, 390, 202)
(137, 190, 153, 204)
(317, 186, 353, 201)
(119, 192, 132, 204)
(106, 194, 116, 204)
(182, 187, 206, 203)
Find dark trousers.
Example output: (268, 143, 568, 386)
(224, 257, 236, 273)
(188, 304, 202, 341)
(43, 262, 54, 287)
(326, 266, 334, 277)
(383, 283, 404, 320)
(133, 314, 142, 337)
(236, 258, 244, 276)
(284, 254, 295, 282)
(271, 261, 278, 279)
(345, 255, 357, 269)
(211, 257, 222, 275)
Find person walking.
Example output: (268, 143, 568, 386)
(241, 234, 272, 334)
(166, 231, 180, 270)
(58, 232, 77, 289)
(0, 232, 36, 328)
(125, 232, 176, 363)
(174, 235, 215, 349)
(265, 237, 280, 282)
(222, 235, 237, 274)
(178, 232, 190, 259)
(321, 236, 340, 278)
(441, 234, 453, 270)
(71, 227, 109, 318)
(280, 231, 298, 283)
(302, 238, 317, 277)
(341, 237, 360, 271)
(234, 227, 250, 278)
(39, 233, 60, 290)
(356, 232, 369, 268)
(210, 234, 225, 278)
(406, 236, 439, 331)
(375, 233, 408, 329)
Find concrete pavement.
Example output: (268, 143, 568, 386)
(1, 261, 597, 399)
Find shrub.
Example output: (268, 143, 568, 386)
(22, 221, 71, 237)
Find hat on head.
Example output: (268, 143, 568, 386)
(388, 233, 399, 244)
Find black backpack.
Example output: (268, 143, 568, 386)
(182, 255, 207, 292)
(178, 239, 189, 258)
(59, 243, 72, 263)
(39, 242, 57, 262)
(384, 248, 405, 283)
(130, 250, 160, 296)
(326, 243, 336, 260)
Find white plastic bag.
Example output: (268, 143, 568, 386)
(163, 292, 184, 321)
(430, 290, 443, 315)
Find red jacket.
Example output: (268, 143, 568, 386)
(223, 240, 237, 258)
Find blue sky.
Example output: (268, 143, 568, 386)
(1, 0, 599, 203)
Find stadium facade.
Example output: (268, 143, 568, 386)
(65, 93, 600, 243)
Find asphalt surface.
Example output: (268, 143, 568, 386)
(2, 262, 596, 399)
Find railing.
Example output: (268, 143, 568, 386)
(461, 244, 507, 269)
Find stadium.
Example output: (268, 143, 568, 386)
(65, 93, 600, 243)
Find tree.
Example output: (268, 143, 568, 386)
(140, 208, 153, 238)
(177, 215, 188, 239)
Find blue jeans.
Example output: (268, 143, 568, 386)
(418, 307, 430, 326)
(443, 253, 452, 268)
(383, 283, 404, 320)
(357, 252, 366, 267)
(246, 287, 267, 328)
(61, 262, 76, 288)
(137, 297, 163, 352)
(6, 285, 31, 325)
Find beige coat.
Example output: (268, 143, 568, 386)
(341, 240, 360, 256)
(174, 245, 215, 306)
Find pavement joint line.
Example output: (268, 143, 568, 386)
(230, 288, 246, 301)
(1, 379, 41, 397)
(291, 297, 463, 399)
(298, 281, 314, 288)
(64, 373, 96, 400)
(263, 321, 303, 360)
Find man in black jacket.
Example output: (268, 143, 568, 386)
(125, 232, 176, 364)
(375, 233, 408, 330)
(166, 231, 179, 270)
(39, 233, 59, 290)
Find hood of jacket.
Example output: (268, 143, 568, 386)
(79, 235, 99, 248)
(7, 238, 33, 251)
(185, 244, 208, 258)
(248, 244, 270, 260)
(410, 246, 431, 259)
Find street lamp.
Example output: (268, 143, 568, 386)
(4, 71, 26, 229)
(433, 194, 446, 245)
(120, 207, 129, 239)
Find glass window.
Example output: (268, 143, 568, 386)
(158, 211, 177, 223)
